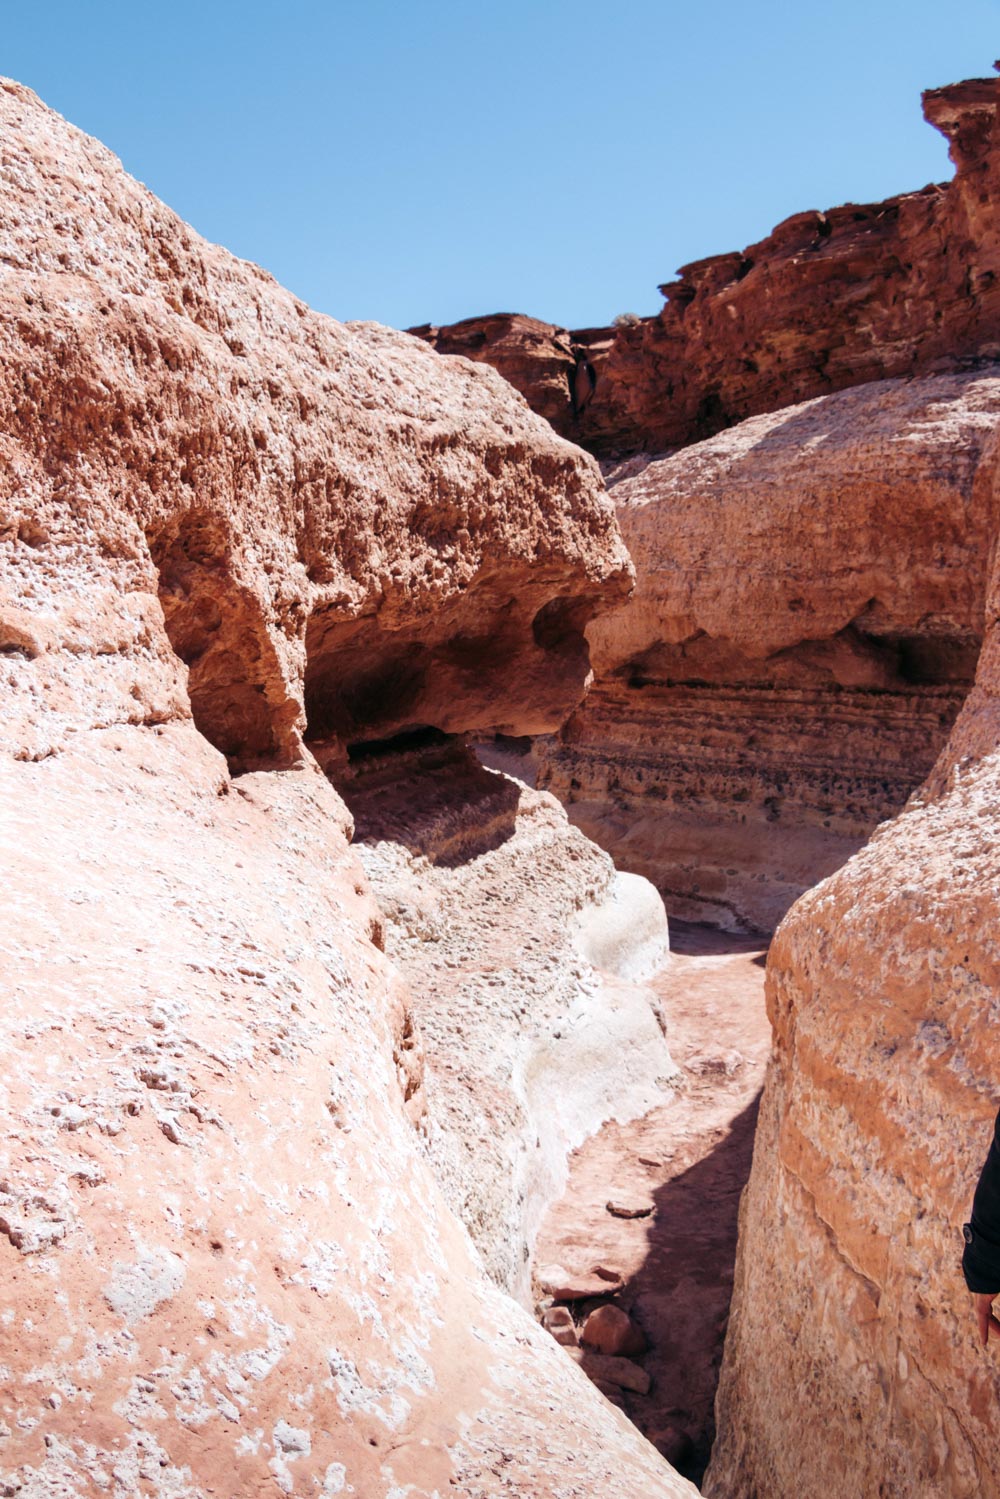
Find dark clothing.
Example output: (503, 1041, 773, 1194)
(963, 1107, 1000, 1293)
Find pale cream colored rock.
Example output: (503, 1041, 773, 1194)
(347, 740, 679, 1300)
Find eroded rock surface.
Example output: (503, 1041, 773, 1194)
(535, 926, 771, 1486)
(341, 736, 676, 1300)
(0, 79, 697, 1499)
(0, 76, 632, 775)
(537, 371, 1000, 930)
(704, 484, 1000, 1496)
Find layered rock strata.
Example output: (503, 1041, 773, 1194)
(338, 735, 675, 1301)
(0, 80, 696, 1498)
(416, 75, 1000, 459)
(536, 370, 1000, 930)
(703, 442, 1000, 1499)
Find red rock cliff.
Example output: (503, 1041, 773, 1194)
(416, 75, 1000, 458)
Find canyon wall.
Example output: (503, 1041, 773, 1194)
(413, 66, 1000, 1498)
(415, 76, 1000, 459)
(0, 79, 695, 1499)
(703, 452, 1000, 1499)
(417, 73, 1000, 933)
(537, 370, 1000, 930)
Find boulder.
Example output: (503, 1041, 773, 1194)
(570, 1349, 652, 1395)
(581, 1304, 648, 1357)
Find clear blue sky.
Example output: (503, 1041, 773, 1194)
(4, 1, 1000, 331)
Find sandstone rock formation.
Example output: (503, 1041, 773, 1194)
(0, 78, 697, 1498)
(536, 369, 1000, 930)
(703, 463, 1000, 1499)
(416, 74, 1000, 459)
(336, 734, 676, 1300)
(535, 927, 772, 1484)
(407, 313, 588, 436)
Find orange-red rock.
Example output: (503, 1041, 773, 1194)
(0, 78, 698, 1499)
(0, 74, 633, 774)
(581, 1303, 647, 1357)
(417, 75, 1000, 460)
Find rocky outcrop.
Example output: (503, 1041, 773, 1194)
(416, 75, 1000, 459)
(703, 432, 1000, 1499)
(0, 79, 698, 1499)
(0, 76, 632, 774)
(535, 370, 1000, 930)
(409, 313, 577, 432)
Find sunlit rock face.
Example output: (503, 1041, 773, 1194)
(0, 79, 698, 1499)
(703, 467, 1000, 1499)
(534, 371, 1000, 931)
(0, 75, 633, 773)
(416, 76, 1000, 460)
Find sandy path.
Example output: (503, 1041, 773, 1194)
(533, 923, 771, 1486)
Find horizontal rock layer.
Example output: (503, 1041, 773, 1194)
(703, 491, 1000, 1499)
(536, 371, 1000, 930)
(340, 735, 676, 1300)
(0, 79, 695, 1499)
(416, 75, 1000, 458)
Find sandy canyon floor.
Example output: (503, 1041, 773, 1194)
(534, 925, 771, 1486)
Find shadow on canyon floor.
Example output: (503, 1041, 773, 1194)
(621, 1094, 762, 1484)
(534, 929, 772, 1487)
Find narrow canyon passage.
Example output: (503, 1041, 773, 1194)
(534, 925, 770, 1486)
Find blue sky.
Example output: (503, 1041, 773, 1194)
(4, 1, 999, 330)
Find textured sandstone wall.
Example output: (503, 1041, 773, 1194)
(0, 80, 698, 1498)
(536, 371, 1000, 931)
(416, 75, 1000, 460)
(703, 465, 1000, 1499)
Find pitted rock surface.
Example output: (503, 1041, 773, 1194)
(0, 79, 694, 1499)
(0, 74, 632, 774)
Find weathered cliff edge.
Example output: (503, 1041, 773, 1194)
(703, 458, 1000, 1499)
(415, 76, 1000, 459)
(537, 371, 1000, 930)
(0, 80, 694, 1497)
